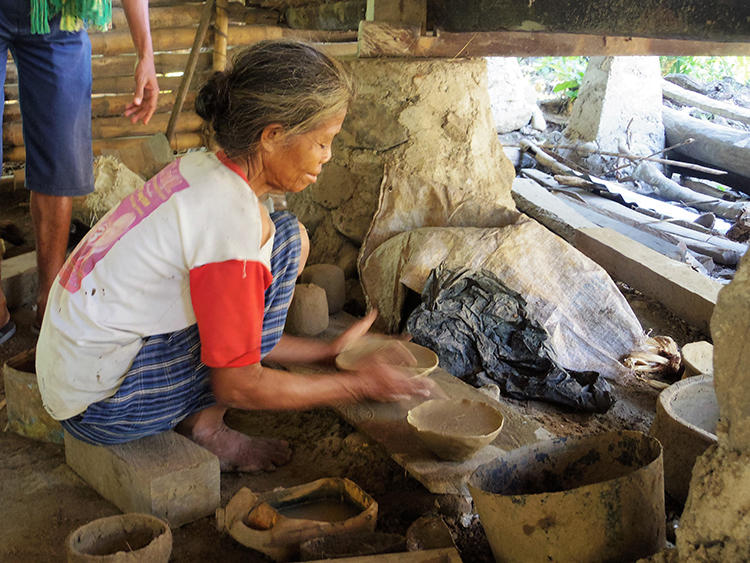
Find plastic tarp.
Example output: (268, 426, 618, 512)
(407, 267, 615, 413)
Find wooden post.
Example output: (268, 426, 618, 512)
(213, 0, 229, 72)
(166, 0, 215, 144)
(366, 0, 426, 32)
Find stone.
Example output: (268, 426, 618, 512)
(285, 283, 329, 336)
(336, 241, 360, 279)
(681, 341, 714, 378)
(309, 162, 356, 210)
(64, 430, 220, 528)
(3, 348, 63, 444)
(486, 57, 540, 133)
(563, 57, 664, 176)
(300, 264, 346, 314)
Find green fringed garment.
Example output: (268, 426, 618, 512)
(30, 0, 112, 34)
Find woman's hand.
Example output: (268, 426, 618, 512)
(329, 309, 379, 358)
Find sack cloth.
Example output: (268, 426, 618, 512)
(361, 218, 645, 380)
(407, 267, 615, 413)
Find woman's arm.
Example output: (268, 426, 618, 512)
(263, 309, 384, 365)
(210, 359, 434, 412)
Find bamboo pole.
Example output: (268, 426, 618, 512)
(3, 92, 197, 122)
(213, 0, 229, 71)
(4, 132, 203, 162)
(111, 4, 206, 30)
(4, 110, 202, 147)
(5, 52, 207, 82)
(166, 0, 215, 143)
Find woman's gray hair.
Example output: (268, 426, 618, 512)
(195, 40, 354, 158)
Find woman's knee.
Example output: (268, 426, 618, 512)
(297, 220, 310, 277)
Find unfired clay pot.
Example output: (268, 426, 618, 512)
(407, 398, 504, 461)
(66, 513, 172, 563)
(335, 338, 438, 378)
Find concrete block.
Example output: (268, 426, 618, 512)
(3, 348, 63, 444)
(64, 430, 220, 528)
(575, 226, 721, 334)
(0, 251, 37, 310)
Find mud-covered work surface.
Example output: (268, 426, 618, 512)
(0, 290, 703, 561)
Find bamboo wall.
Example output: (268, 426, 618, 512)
(2, 0, 356, 163)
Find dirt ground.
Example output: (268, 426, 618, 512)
(0, 181, 708, 562)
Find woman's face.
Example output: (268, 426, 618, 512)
(262, 110, 347, 193)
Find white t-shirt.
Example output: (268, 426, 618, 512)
(36, 151, 274, 420)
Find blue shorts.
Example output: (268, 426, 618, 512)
(61, 212, 303, 445)
(0, 0, 94, 197)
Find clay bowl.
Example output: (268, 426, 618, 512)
(335, 339, 439, 378)
(407, 399, 504, 461)
(66, 513, 172, 563)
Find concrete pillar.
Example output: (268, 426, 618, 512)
(563, 56, 664, 176)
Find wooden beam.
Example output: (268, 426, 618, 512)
(357, 21, 750, 58)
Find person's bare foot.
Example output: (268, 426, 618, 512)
(186, 423, 292, 472)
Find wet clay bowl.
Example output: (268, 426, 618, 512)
(407, 399, 504, 461)
(66, 513, 172, 562)
(335, 339, 439, 378)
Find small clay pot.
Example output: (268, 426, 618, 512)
(407, 399, 504, 461)
(335, 338, 439, 378)
(285, 283, 329, 336)
(66, 513, 172, 563)
(300, 264, 346, 314)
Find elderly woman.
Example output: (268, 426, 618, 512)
(36, 40, 432, 472)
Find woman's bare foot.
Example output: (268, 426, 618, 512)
(186, 423, 292, 472)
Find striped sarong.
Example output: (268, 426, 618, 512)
(61, 211, 301, 445)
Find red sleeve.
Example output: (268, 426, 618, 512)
(189, 260, 273, 368)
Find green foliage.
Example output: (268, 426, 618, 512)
(660, 56, 750, 84)
(525, 56, 588, 100)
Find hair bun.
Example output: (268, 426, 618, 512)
(195, 71, 230, 122)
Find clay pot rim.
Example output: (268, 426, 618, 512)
(335, 339, 439, 377)
(66, 512, 172, 559)
(469, 430, 663, 499)
(657, 375, 718, 442)
(407, 398, 505, 440)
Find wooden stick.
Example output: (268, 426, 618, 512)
(166, 0, 215, 143)
(213, 0, 229, 72)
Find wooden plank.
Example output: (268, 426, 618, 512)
(357, 21, 750, 58)
(275, 313, 552, 497)
(332, 369, 552, 496)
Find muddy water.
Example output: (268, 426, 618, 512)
(276, 499, 362, 522)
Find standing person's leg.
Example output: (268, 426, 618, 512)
(0, 0, 18, 344)
(30, 193, 72, 324)
(11, 12, 94, 327)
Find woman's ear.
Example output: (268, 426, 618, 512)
(259, 123, 286, 153)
